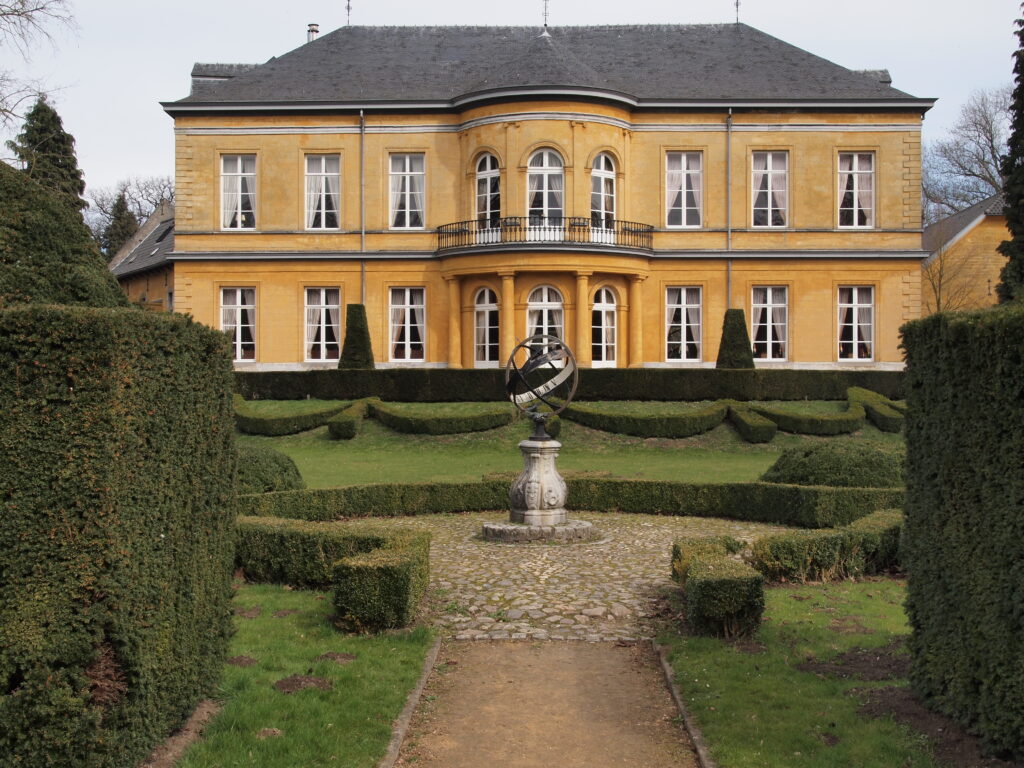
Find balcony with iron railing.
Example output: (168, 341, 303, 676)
(436, 216, 654, 254)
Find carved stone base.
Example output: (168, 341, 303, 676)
(509, 438, 567, 525)
(481, 519, 599, 544)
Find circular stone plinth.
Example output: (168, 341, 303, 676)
(481, 519, 600, 544)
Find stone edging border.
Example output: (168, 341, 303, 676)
(653, 640, 718, 768)
(377, 635, 443, 768)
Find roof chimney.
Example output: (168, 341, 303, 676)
(307, 23, 319, 43)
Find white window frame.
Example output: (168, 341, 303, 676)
(751, 285, 788, 361)
(837, 285, 874, 362)
(526, 149, 564, 236)
(526, 284, 565, 367)
(473, 287, 500, 368)
(591, 153, 616, 236)
(752, 151, 788, 228)
(476, 154, 501, 227)
(221, 154, 256, 230)
(304, 287, 342, 362)
(389, 153, 425, 230)
(220, 287, 256, 361)
(305, 154, 341, 230)
(665, 286, 702, 362)
(666, 151, 702, 228)
(591, 286, 617, 368)
(838, 152, 875, 228)
(389, 286, 426, 362)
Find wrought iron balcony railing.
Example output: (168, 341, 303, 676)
(437, 216, 654, 253)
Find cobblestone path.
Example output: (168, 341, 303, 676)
(383, 512, 791, 642)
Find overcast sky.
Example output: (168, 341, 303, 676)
(0, 0, 1019, 195)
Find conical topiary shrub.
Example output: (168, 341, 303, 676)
(338, 303, 375, 369)
(715, 308, 755, 369)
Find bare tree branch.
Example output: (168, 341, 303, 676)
(0, 0, 73, 125)
(85, 176, 175, 245)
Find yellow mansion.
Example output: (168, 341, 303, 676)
(115, 23, 934, 370)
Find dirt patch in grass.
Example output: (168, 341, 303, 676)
(729, 639, 766, 655)
(257, 728, 283, 740)
(272, 609, 299, 618)
(140, 699, 220, 768)
(316, 652, 356, 665)
(273, 675, 332, 694)
(234, 606, 261, 619)
(828, 616, 872, 634)
(858, 686, 1024, 768)
(227, 655, 257, 667)
(798, 639, 909, 681)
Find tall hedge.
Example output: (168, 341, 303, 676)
(0, 306, 236, 767)
(0, 161, 125, 308)
(902, 303, 1024, 759)
(715, 308, 755, 369)
(338, 303, 375, 369)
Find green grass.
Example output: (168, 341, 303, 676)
(237, 398, 350, 417)
(662, 578, 937, 768)
(178, 584, 432, 768)
(751, 400, 851, 414)
(569, 399, 721, 415)
(372, 401, 509, 417)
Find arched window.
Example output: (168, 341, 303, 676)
(527, 149, 564, 239)
(474, 287, 500, 367)
(591, 286, 617, 367)
(475, 155, 500, 243)
(591, 153, 616, 243)
(527, 285, 565, 366)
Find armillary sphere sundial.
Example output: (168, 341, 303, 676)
(481, 335, 599, 544)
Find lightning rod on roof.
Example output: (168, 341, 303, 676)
(735, 0, 740, 23)
(542, 0, 550, 30)
(347, 0, 352, 26)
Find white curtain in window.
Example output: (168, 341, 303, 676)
(839, 154, 854, 213)
(770, 154, 787, 220)
(391, 306, 405, 353)
(306, 306, 320, 357)
(687, 157, 701, 221)
(409, 173, 424, 228)
(390, 170, 403, 227)
(223, 176, 239, 229)
(857, 157, 873, 223)
(857, 306, 872, 354)
(549, 174, 563, 218)
(306, 174, 322, 229)
(222, 306, 237, 331)
(753, 152, 768, 194)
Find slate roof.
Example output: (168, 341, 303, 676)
(923, 192, 1005, 253)
(110, 215, 175, 278)
(164, 24, 932, 112)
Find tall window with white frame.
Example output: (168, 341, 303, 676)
(666, 151, 702, 227)
(221, 287, 256, 361)
(305, 155, 340, 229)
(221, 155, 256, 229)
(390, 287, 426, 361)
(838, 152, 874, 227)
(473, 288, 500, 368)
(751, 286, 788, 361)
(838, 286, 874, 361)
(591, 153, 616, 241)
(390, 153, 425, 229)
(527, 149, 564, 237)
(305, 287, 341, 361)
(666, 286, 702, 361)
(591, 287, 617, 367)
(752, 151, 787, 227)
(526, 285, 564, 366)
(476, 154, 500, 228)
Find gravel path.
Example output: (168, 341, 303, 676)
(382, 511, 791, 641)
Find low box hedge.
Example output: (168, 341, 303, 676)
(233, 394, 349, 436)
(235, 368, 904, 403)
(760, 441, 906, 489)
(750, 509, 903, 582)
(723, 401, 777, 442)
(847, 386, 904, 432)
(327, 398, 373, 440)
(562, 400, 727, 438)
(368, 400, 516, 435)
(235, 516, 429, 632)
(672, 538, 764, 638)
(239, 478, 902, 529)
(748, 401, 866, 435)
(236, 445, 305, 494)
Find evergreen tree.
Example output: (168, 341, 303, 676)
(338, 304, 375, 369)
(101, 191, 139, 256)
(5, 96, 86, 210)
(715, 308, 755, 369)
(997, 12, 1024, 303)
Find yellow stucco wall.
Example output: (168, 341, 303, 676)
(922, 216, 1008, 313)
(120, 266, 175, 311)
(167, 101, 925, 368)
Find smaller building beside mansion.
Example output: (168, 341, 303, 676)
(114, 23, 935, 370)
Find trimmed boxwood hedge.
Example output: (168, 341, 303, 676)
(327, 398, 373, 440)
(368, 400, 516, 435)
(237, 445, 306, 494)
(338, 303, 375, 369)
(723, 401, 777, 442)
(902, 304, 1024, 758)
(235, 516, 429, 632)
(760, 441, 906, 488)
(239, 477, 902, 530)
(672, 538, 764, 638)
(847, 386, 905, 432)
(0, 306, 236, 768)
(561, 400, 727, 438)
(235, 368, 904, 403)
(715, 308, 755, 369)
(233, 394, 348, 436)
(750, 509, 903, 582)
(748, 400, 866, 435)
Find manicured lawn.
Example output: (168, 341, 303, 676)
(662, 578, 937, 768)
(237, 406, 903, 488)
(570, 399, 722, 414)
(752, 399, 852, 414)
(237, 398, 350, 417)
(178, 584, 432, 768)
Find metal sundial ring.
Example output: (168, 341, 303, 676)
(504, 335, 579, 436)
